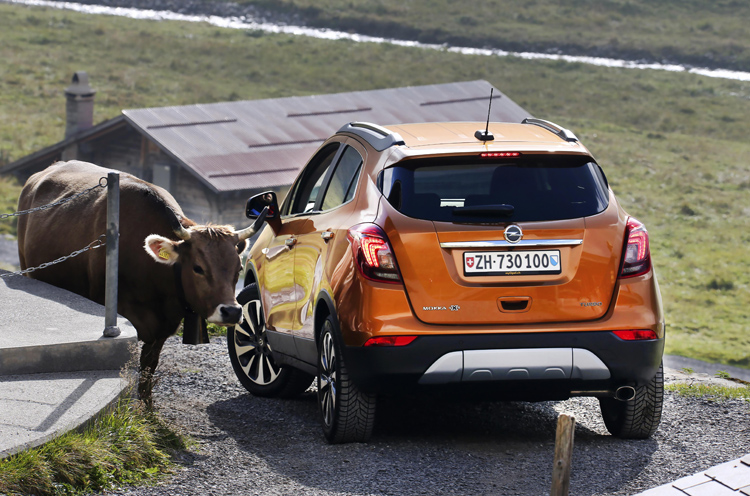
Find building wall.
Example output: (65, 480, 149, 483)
(85, 126, 144, 178)
(171, 165, 218, 224)
(7, 125, 292, 230)
(73, 126, 222, 225)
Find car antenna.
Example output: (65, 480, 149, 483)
(474, 88, 495, 142)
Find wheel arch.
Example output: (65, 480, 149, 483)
(314, 290, 337, 347)
(242, 259, 259, 288)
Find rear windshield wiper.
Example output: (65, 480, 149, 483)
(452, 204, 515, 217)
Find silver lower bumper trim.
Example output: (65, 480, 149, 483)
(418, 348, 611, 385)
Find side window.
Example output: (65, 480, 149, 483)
(320, 146, 364, 211)
(287, 143, 340, 215)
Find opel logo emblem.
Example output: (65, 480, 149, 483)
(504, 225, 523, 243)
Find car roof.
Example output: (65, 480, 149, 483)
(382, 122, 585, 150)
(335, 121, 595, 164)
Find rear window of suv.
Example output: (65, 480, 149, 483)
(379, 154, 609, 223)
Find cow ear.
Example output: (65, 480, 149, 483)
(144, 235, 181, 265)
(236, 239, 248, 255)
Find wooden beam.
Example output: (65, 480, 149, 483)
(551, 413, 575, 496)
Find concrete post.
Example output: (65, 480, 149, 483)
(103, 172, 121, 338)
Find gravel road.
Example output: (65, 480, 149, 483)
(0, 235, 19, 270)
(106, 336, 750, 496)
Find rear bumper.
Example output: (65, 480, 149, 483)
(343, 331, 664, 397)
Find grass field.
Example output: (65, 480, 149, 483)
(242, 0, 750, 72)
(0, 390, 187, 495)
(0, 2, 748, 367)
(0, 174, 20, 236)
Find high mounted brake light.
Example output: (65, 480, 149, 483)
(347, 224, 402, 283)
(619, 217, 651, 278)
(480, 152, 521, 158)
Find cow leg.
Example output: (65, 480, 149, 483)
(139, 337, 167, 407)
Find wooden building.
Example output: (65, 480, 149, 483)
(2, 73, 529, 228)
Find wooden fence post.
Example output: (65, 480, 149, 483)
(550, 413, 575, 496)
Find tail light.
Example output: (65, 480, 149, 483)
(347, 224, 402, 284)
(613, 330, 658, 341)
(619, 217, 651, 278)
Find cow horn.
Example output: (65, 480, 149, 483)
(164, 205, 192, 240)
(174, 224, 192, 240)
(234, 225, 256, 241)
(235, 206, 269, 241)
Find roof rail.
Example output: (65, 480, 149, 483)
(522, 118, 579, 142)
(338, 122, 405, 151)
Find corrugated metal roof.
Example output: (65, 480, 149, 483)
(122, 80, 529, 193)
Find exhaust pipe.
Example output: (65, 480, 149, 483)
(614, 386, 636, 402)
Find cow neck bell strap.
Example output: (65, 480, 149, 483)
(172, 262, 194, 315)
(173, 262, 209, 345)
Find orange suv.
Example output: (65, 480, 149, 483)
(227, 119, 665, 443)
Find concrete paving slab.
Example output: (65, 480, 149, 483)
(0, 370, 128, 458)
(684, 481, 738, 495)
(636, 457, 750, 496)
(0, 270, 137, 375)
(674, 474, 714, 490)
(707, 461, 750, 491)
(637, 486, 690, 496)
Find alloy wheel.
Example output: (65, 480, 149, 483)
(319, 327, 337, 427)
(233, 298, 280, 386)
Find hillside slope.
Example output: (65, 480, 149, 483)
(0, 2, 748, 367)
(83, 0, 750, 72)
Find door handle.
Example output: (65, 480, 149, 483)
(285, 237, 297, 248)
(321, 231, 334, 241)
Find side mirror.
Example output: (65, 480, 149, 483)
(246, 191, 279, 220)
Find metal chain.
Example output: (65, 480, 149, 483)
(0, 235, 106, 278)
(0, 176, 108, 220)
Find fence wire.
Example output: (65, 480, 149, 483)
(0, 177, 109, 278)
(0, 236, 106, 278)
(0, 176, 107, 220)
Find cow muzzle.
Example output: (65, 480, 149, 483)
(208, 304, 243, 325)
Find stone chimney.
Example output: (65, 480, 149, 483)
(64, 71, 96, 140)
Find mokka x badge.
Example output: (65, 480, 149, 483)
(504, 225, 523, 243)
(423, 305, 461, 312)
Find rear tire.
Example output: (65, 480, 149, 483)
(599, 362, 664, 439)
(317, 314, 376, 443)
(228, 284, 313, 398)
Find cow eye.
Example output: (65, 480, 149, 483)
(193, 265, 205, 275)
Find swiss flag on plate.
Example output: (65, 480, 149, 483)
(466, 256, 475, 268)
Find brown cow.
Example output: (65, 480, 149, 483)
(17, 161, 260, 395)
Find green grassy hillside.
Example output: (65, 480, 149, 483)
(0, 3, 748, 367)
(0, 175, 20, 236)
(242, 0, 750, 71)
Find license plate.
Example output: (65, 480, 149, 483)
(463, 250, 561, 276)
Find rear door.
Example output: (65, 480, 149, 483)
(379, 153, 625, 325)
(292, 142, 366, 345)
